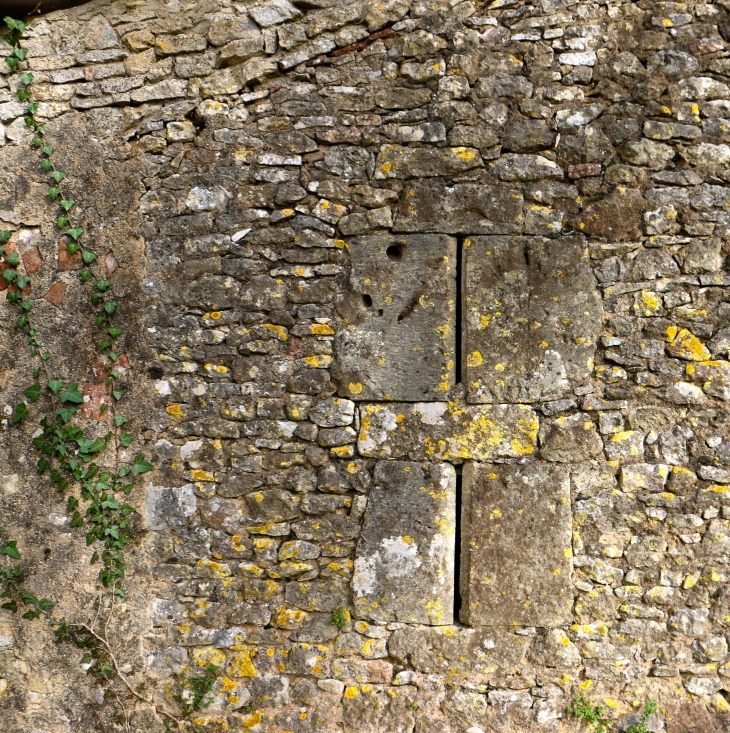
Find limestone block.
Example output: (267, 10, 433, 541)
(393, 181, 523, 234)
(352, 461, 455, 624)
(334, 234, 456, 401)
(460, 462, 573, 627)
(464, 235, 602, 403)
(357, 402, 538, 461)
(388, 625, 529, 683)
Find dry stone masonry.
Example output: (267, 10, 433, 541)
(3, 0, 730, 731)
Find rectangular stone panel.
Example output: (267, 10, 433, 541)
(393, 181, 524, 234)
(357, 402, 538, 462)
(352, 461, 455, 625)
(460, 462, 573, 627)
(464, 235, 602, 403)
(334, 234, 457, 402)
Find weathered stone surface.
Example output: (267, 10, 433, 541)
(388, 625, 529, 682)
(374, 145, 482, 179)
(460, 462, 573, 627)
(540, 413, 604, 463)
(342, 684, 416, 733)
(393, 182, 523, 234)
(464, 235, 602, 403)
(357, 402, 538, 461)
(352, 461, 455, 625)
(334, 234, 456, 402)
(9, 1, 730, 729)
(569, 188, 645, 241)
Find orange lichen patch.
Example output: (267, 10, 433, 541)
(43, 282, 68, 307)
(22, 247, 42, 275)
(167, 404, 185, 419)
(666, 328, 711, 361)
(80, 383, 112, 420)
(58, 239, 83, 271)
(104, 250, 119, 279)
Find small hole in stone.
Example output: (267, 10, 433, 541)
(377, 309, 384, 316)
(386, 244, 403, 261)
(362, 294, 373, 307)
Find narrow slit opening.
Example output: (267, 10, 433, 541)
(453, 464, 463, 624)
(455, 238, 464, 387)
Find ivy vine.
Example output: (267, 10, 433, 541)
(1, 16, 216, 732)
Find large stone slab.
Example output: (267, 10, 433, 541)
(352, 461, 456, 624)
(460, 462, 573, 627)
(393, 181, 523, 234)
(388, 625, 529, 684)
(464, 235, 602, 403)
(334, 234, 456, 402)
(357, 402, 538, 461)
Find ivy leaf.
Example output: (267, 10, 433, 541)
(48, 379, 64, 394)
(5, 57, 18, 70)
(48, 187, 61, 200)
(51, 171, 65, 183)
(57, 216, 69, 229)
(16, 88, 29, 101)
(3, 269, 17, 283)
(82, 251, 97, 264)
(96, 280, 110, 292)
(1, 600, 17, 613)
(19, 72, 33, 85)
(41, 145, 53, 156)
(25, 102, 38, 114)
(0, 540, 20, 560)
(59, 382, 83, 404)
(13, 47, 27, 61)
(67, 228, 83, 241)
(112, 390, 123, 401)
(90, 551, 99, 564)
(23, 383, 40, 402)
(114, 415, 128, 427)
(67, 243, 80, 255)
(11, 402, 28, 424)
(0, 231, 10, 244)
(107, 327, 122, 339)
(66, 496, 78, 512)
(41, 159, 52, 172)
(119, 432, 135, 448)
(70, 511, 83, 528)
(131, 455, 153, 476)
(5, 251, 19, 267)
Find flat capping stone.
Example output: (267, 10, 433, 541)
(460, 461, 573, 627)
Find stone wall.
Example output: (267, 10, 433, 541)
(2, 0, 730, 731)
